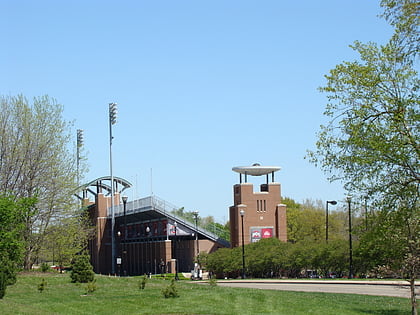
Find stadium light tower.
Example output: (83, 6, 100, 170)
(109, 102, 117, 275)
(76, 129, 84, 186)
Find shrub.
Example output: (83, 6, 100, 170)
(208, 277, 217, 287)
(41, 263, 50, 273)
(162, 279, 179, 298)
(138, 275, 147, 290)
(70, 253, 94, 283)
(38, 278, 47, 293)
(85, 279, 97, 295)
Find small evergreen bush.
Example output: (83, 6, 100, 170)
(70, 252, 94, 283)
(38, 278, 47, 293)
(138, 275, 147, 290)
(85, 279, 97, 294)
(162, 279, 179, 298)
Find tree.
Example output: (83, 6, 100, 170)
(0, 195, 37, 298)
(42, 211, 94, 272)
(284, 198, 348, 243)
(0, 95, 84, 269)
(308, 1, 419, 312)
(171, 208, 230, 241)
(70, 252, 94, 283)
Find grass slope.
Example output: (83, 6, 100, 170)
(0, 273, 412, 315)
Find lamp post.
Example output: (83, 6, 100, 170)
(116, 231, 121, 276)
(364, 196, 368, 231)
(346, 195, 353, 279)
(122, 196, 128, 276)
(325, 200, 337, 242)
(193, 211, 199, 262)
(109, 102, 117, 275)
(76, 129, 84, 187)
(240, 209, 245, 279)
(174, 222, 179, 280)
(146, 226, 150, 276)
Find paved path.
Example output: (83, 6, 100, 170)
(214, 279, 418, 298)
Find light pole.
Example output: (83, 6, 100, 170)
(193, 211, 199, 262)
(240, 209, 245, 279)
(116, 231, 121, 276)
(346, 195, 353, 279)
(76, 129, 84, 187)
(122, 195, 128, 276)
(364, 196, 368, 231)
(325, 200, 337, 242)
(174, 222, 179, 280)
(109, 102, 117, 275)
(146, 226, 150, 276)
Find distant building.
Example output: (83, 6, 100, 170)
(76, 176, 228, 275)
(229, 164, 287, 247)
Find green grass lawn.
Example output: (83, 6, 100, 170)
(0, 272, 413, 315)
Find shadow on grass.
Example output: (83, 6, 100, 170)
(354, 308, 412, 315)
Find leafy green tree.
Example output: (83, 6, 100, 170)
(284, 198, 347, 243)
(0, 95, 86, 270)
(171, 208, 230, 241)
(205, 247, 242, 278)
(312, 240, 349, 278)
(42, 212, 93, 272)
(0, 195, 37, 298)
(246, 238, 289, 278)
(308, 1, 419, 312)
(70, 252, 94, 283)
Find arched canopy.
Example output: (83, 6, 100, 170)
(75, 176, 132, 200)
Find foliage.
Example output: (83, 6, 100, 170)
(171, 207, 230, 241)
(42, 211, 94, 272)
(161, 279, 179, 298)
(0, 195, 37, 298)
(40, 263, 50, 273)
(283, 197, 348, 243)
(70, 252, 94, 283)
(307, 1, 419, 312)
(0, 95, 87, 270)
(85, 279, 97, 295)
(206, 237, 361, 279)
(138, 275, 147, 290)
(37, 278, 46, 293)
(208, 277, 217, 287)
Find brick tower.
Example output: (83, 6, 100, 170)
(229, 163, 287, 247)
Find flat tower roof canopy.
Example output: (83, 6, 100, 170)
(232, 164, 281, 176)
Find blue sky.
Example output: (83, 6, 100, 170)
(1, 1, 393, 221)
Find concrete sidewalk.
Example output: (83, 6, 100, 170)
(210, 279, 419, 298)
(216, 279, 418, 285)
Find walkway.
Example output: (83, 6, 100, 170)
(215, 279, 419, 298)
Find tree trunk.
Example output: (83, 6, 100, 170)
(410, 278, 418, 315)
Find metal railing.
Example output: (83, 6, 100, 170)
(107, 195, 230, 246)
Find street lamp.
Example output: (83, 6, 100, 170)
(240, 209, 245, 279)
(146, 226, 150, 276)
(174, 222, 179, 280)
(109, 102, 118, 275)
(122, 196, 128, 276)
(192, 211, 199, 261)
(364, 196, 368, 231)
(116, 231, 121, 276)
(76, 129, 84, 187)
(346, 195, 353, 279)
(325, 200, 337, 242)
